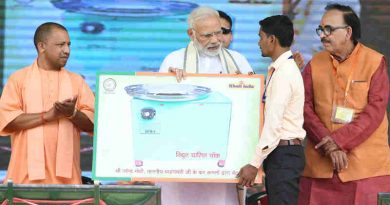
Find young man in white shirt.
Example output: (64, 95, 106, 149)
(238, 15, 306, 205)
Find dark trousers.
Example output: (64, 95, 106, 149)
(263, 145, 305, 205)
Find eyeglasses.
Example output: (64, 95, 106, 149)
(221, 27, 232, 35)
(316, 25, 349, 36)
(193, 29, 223, 40)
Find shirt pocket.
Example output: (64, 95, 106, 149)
(349, 80, 369, 110)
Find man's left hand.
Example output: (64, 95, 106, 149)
(237, 164, 258, 187)
(54, 96, 77, 117)
(329, 150, 348, 172)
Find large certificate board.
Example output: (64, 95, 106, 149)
(93, 72, 264, 182)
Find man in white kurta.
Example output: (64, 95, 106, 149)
(160, 47, 252, 74)
(158, 6, 253, 205)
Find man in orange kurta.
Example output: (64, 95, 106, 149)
(0, 22, 94, 184)
(298, 4, 390, 205)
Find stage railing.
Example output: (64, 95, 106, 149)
(378, 192, 390, 205)
(0, 180, 160, 205)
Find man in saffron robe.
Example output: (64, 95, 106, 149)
(298, 4, 390, 205)
(0, 22, 95, 184)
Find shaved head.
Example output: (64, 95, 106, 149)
(33, 22, 67, 51)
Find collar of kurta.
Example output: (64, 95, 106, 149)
(24, 60, 74, 180)
(330, 43, 361, 65)
(183, 41, 241, 74)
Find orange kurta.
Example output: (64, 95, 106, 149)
(0, 60, 95, 184)
(302, 43, 390, 182)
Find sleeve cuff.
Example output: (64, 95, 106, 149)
(330, 133, 348, 152)
(0, 110, 24, 136)
(250, 161, 261, 169)
(249, 153, 265, 169)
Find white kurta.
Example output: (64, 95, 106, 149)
(159, 48, 253, 74)
(158, 48, 253, 205)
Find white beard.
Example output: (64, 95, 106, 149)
(193, 38, 221, 57)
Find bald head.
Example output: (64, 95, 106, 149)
(34, 22, 68, 51)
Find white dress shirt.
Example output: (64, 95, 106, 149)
(250, 50, 306, 168)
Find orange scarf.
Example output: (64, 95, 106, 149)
(24, 60, 74, 180)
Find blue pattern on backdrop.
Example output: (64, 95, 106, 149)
(3, 0, 281, 90)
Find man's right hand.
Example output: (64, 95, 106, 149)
(3, 106, 64, 132)
(237, 164, 258, 187)
(315, 136, 340, 156)
(168, 67, 186, 82)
